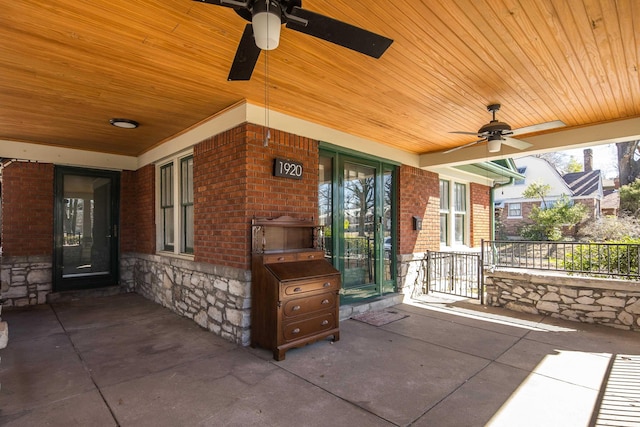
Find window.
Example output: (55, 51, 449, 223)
(440, 179, 467, 246)
(454, 183, 466, 245)
(180, 156, 194, 253)
(508, 203, 522, 218)
(514, 167, 526, 185)
(439, 180, 449, 245)
(160, 163, 174, 250)
(158, 153, 194, 255)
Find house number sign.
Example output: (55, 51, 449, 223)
(274, 158, 303, 180)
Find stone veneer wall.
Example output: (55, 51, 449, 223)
(122, 253, 251, 345)
(397, 253, 428, 300)
(485, 269, 640, 331)
(0, 255, 52, 307)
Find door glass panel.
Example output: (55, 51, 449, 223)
(342, 162, 376, 298)
(62, 175, 111, 278)
(318, 155, 333, 260)
(382, 169, 394, 287)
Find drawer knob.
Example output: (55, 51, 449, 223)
(294, 287, 302, 292)
(321, 299, 329, 305)
(321, 320, 329, 326)
(292, 328, 300, 334)
(278, 257, 285, 261)
(323, 282, 331, 288)
(292, 305, 301, 311)
(308, 254, 315, 259)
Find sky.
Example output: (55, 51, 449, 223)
(561, 143, 618, 179)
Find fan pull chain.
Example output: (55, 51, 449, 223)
(263, 0, 271, 147)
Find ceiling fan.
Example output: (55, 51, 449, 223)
(194, 0, 393, 81)
(445, 104, 565, 154)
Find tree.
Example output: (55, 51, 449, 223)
(522, 182, 552, 207)
(520, 183, 587, 241)
(534, 152, 569, 174)
(344, 176, 374, 237)
(566, 156, 583, 173)
(619, 178, 640, 217)
(616, 140, 640, 186)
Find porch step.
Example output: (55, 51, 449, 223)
(339, 293, 404, 322)
(46, 286, 129, 303)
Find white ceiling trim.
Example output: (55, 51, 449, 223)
(419, 117, 640, 168)
(0, 139, 137, 170)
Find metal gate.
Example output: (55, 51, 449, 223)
(424, 251, 482, 301)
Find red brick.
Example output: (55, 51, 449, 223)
(1, 162, 54, 256)
(193, 124, 319, 270)
(398, 165, 440, 254)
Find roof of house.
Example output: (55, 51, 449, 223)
(601, 190, 620, 212)
(453, 159, 525, 185)
(562, 170, 602, 197)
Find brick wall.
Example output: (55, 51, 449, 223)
(398, 165, 439, 254)
(1, 162, 54, 256)
(498, 201, 536, 237)
(469, 182, 490, 247)
(120, 171, 136, 253)
(193, 123, 318, 270)
(120, 164, 155, 255)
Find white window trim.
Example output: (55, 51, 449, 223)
(156, 149, 194, 259)
(439, 178, 470, 250)
(507, 202, 523, 219)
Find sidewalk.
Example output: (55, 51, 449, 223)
(1, 293, 639, 426)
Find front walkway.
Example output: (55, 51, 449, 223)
(1, 293, 639, 426)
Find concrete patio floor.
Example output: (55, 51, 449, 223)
(1, 292, 640, 426)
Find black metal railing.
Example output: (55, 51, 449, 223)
(425, 251, 482, 301)
(482, 240, 640, 280)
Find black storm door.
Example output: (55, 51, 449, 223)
(53, 167, 120, 291)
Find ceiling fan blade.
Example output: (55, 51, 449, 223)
(193, 0, 249, 8)
(285, 7, 393, 58)
(443, 138, 486, 154)
(502, 136, 532, 150)
(511, 120, 566, 136)
(450, 131, 480, 136)
(228, 24, 261, 81)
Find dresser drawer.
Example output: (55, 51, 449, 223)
(282, 312, 336, 342)
(296, 251, 323, 261)
(282, 293, 336, 318)
(263, 253, 298, 263)
(281, 276, 339, 297)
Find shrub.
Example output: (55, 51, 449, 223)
(578, 215, 640, 241)
(561, 237, 640, 278)
(519, 194, 587, 241)
(620, 179, 640, 217)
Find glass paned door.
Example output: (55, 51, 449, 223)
(319, 149, 397, 304)
(318, 155, 334, 261)
(342, 162, 377, 300)
(382, 168, 395, 293)
(54, 167, 120, 291)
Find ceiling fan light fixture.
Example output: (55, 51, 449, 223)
(109, 118, 139, 129)
(252, 1, 281, 50)
(487, 136, 502, 153)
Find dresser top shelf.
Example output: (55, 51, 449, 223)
(252, 215, 324, 254)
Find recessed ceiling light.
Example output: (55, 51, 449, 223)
(109, 118, 139, 129)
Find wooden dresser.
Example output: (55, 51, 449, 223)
(251, 216, 341, 361)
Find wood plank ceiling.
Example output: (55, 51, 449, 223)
(0, 0, 638, 158)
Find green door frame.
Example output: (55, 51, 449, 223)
(319, 144, 398, 303)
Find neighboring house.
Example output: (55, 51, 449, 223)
(601, 178, 621, 216)
(494, 156, 604, 238)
